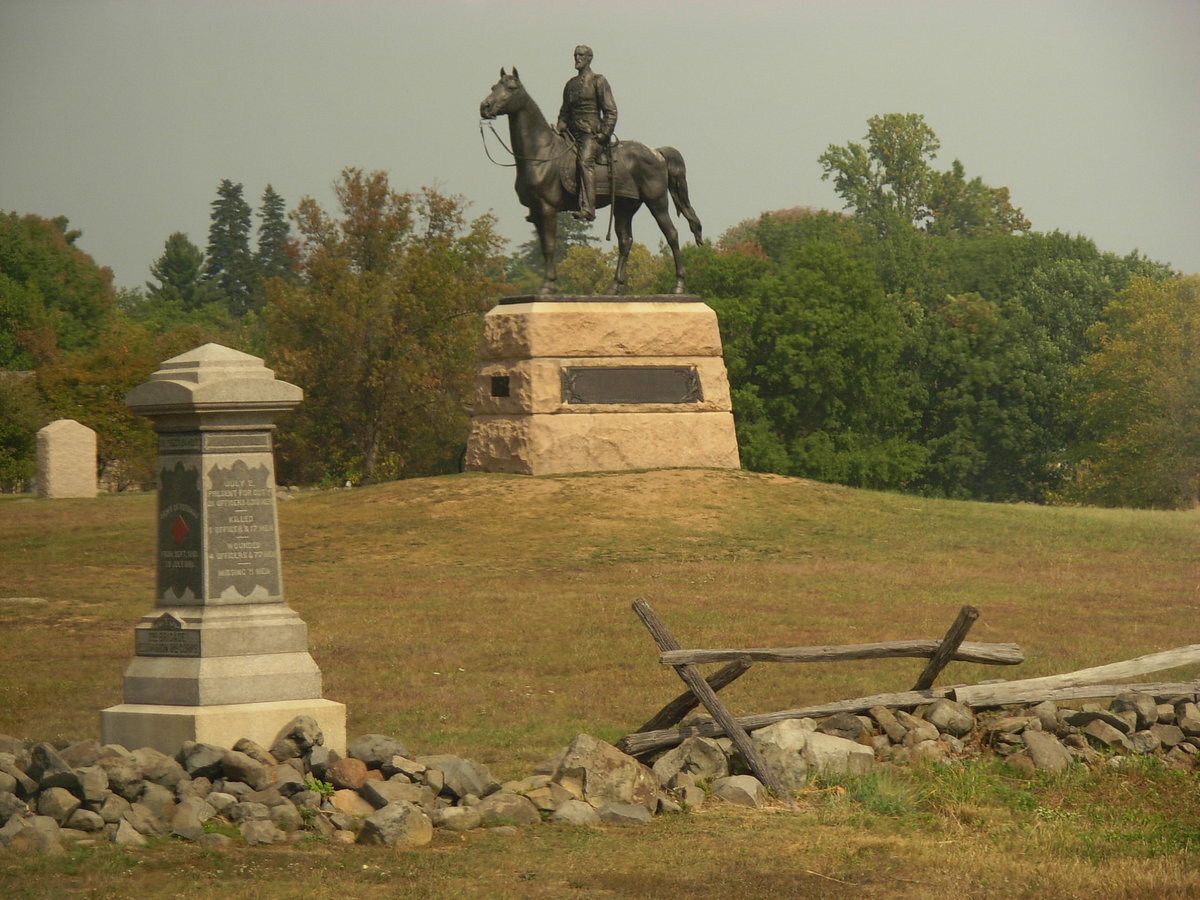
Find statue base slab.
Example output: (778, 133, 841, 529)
(465, 297, 740, 475)
(100, 698, 347, 756)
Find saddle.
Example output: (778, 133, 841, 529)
(556, 141, 641, 202)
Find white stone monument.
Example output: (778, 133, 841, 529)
(465, 296, 741, 475)
(36, 419, 97, 498)
(101, 343, 346, 754)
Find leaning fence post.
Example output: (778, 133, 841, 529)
(631, 598, 793, 807)
(627, 657, 753, 738)
(910, 605, 980, 691)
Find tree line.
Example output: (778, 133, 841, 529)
(0, 115, 1195, 508)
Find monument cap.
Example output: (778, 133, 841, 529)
(126, 343, 302, 416)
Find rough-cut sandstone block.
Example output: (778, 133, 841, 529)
(479, 299, 723, 360)
(466, 411, 740, 475)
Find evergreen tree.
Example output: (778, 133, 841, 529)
(146, 232, 222, 312)
(205, 179, 255, 315)
(255, 184, 292, 285)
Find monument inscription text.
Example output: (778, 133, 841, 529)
(206, 458, 280, 599)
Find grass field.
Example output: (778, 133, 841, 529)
(2, 468, 1200, 897)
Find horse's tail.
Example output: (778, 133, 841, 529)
(657, 146, 704, 246)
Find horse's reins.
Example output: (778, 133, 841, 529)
(479, 121, 575, 166)
(479, 120, 618, 241)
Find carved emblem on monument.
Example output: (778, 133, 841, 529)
(157, 460, 202, 603)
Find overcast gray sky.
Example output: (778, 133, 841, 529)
(2, 0, 1197, 289)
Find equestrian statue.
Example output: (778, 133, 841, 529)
(479, 47, 703, 296)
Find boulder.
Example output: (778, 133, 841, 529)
(240, 819, 286, 845)
(1128, 731, 1162, 755)
(418, 754, 500, 801)
(95, 756, 144, 802)
(171, 796, 213, 841)
(97, 793, 132, 824)
(750, 719, 813, 791)
(270, 803, 303, 833)
(360, 779, 437, 811)
(348, 734, 411, 769)
(1021, 730, 1074, 773)
(1150, 723, 1185, 749)
(1176, 702, 1200, 737)
(549, 798, 602, 827)
(58, 740, 103, 769)
(139, 782, 177, 823)
(219, 751, 271, 792)
(132, 747, 187, 789)
(112, 818, 148, 848)
(382, 755, 427, 781)
(325, 757, 369, 791)
(551, 734, 658, 813)
(65, 808, 105, 833)
(596, 802, 652, 825)
(1064, 709, 1132, 735)
(0, 814, 64, 855)
(329, 788, 376, 819)
(204, 791, 238, 815)
(232, 739, 278, 767)
(0, 791, 29, 825)
(28, 742, 76, 791)
(651, 736, 728, 787)
(868, 706, 908, 744)
(272, 765, 307, 796)
(1084, 719, 1134, 752)
(228, 801, 271, 822)
(711, 774, 766, 809)
(123, 802, 169, 837)
(476, 791, 541, 827)
(895, 710, 939, 745)
(179, 743, 226, 780)
(0, 757, 38, 798)
(817, 712, 870, 742)
(523, 783, 574, 812)
(804, 732, 874, 776)
(74, 765, 110, 805)
(923, 700, 975, 738)
(271, 716, 324, 761)
(356, 800, 433, 847)
(1111, 692, 1159, 731)
(36, 786, 80, 825)
(430, 806, 483, 832)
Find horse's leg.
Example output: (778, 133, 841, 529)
(533, 204, 558, 295)
(607, 198, 638, 294)
(646, 195, 685, 294)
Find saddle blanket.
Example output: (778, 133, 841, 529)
(556, 144, 645, 202)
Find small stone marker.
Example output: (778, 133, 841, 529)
(35, 419, 97, 498)
(101, 343, 346, 755)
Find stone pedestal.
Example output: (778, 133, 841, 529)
(36, 419, 97, 498)
(465, 296, 740, 475)
(101, 343, 346, 755)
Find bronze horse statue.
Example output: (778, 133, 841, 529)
(480, 68, 703, 295)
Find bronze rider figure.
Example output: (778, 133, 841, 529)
(555, 45, 617, 223)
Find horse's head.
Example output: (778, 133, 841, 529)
(480, 67, 525, 119)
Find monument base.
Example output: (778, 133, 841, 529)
(100, 698, 347, 756)
(464, 296, 740, 475)
(467, 410, 739, 475)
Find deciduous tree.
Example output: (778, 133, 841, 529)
(0, 212, 115, 367)
(1064, 276, 1200, 509)
(265, 168, 505, 485)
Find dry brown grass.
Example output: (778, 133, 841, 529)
(2, 469, 1200, 896)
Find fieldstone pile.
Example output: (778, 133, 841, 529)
(2, 689, 1197, 855)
